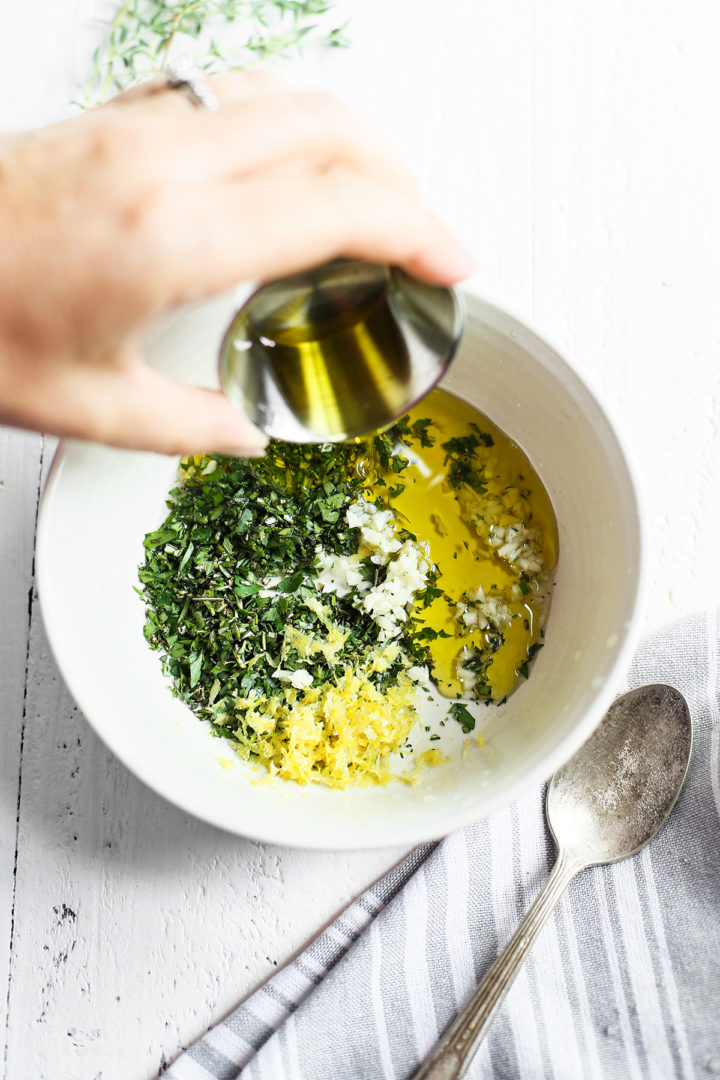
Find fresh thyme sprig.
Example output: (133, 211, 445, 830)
(81, 0, 349, 108)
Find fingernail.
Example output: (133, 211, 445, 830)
(439, 239, 476, 282)
(223, 436, 269, 458)
(238, 446, 268, 458)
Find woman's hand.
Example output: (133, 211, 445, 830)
(0, 72, 473, 455)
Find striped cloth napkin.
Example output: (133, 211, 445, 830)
(167, 612, 720, 1080)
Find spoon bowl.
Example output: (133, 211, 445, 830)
(416, 683, 692, 1080)
(548, 683, 692, 866)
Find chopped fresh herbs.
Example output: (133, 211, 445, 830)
(416, 585, 445, 608)
(518, 573, 532, 596)
(139, 425, 438, 749)
(449, 702, 476, 733)
(410, 418, 435, 447)
(518, 642, 544, 679)
(138, 390, 555, 786)
(440, 426, 496, 494)
(469, 423, 494, 447)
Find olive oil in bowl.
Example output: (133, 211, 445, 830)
(220, 259, 464, 443)
(141, 386, 558, 789)
(383, 389, 558, 703)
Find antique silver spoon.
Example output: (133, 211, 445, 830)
(415, 683, 692, 1080)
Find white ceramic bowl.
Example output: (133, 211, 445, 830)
(36, 290, 643, 849)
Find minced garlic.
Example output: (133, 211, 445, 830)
(141, 388, 557, 791)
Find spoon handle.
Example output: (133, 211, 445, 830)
(413, 849, 583, 1080)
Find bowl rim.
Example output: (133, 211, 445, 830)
(36, 288, 646, 850)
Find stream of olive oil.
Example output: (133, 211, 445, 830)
(368, 389, 558, 702)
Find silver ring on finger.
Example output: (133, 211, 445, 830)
(164, 59, 220, 111)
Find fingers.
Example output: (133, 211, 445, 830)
(161, 91, 417, 193)
(158, 166, 474, 304)
(106, 83, 415, 196)
(86, 366, 270, 455)
(1, 351, 269, 456)
(108, 80, 467, 286)
(200, 69, 289, 104)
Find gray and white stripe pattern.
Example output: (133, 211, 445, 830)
(167, 611, 720, 1079)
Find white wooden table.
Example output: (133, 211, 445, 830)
(1, 3, 719, 1077)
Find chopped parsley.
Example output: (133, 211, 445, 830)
(138, 395, 553, 777)
(518, 641, 544, 679)
(440, 424, 496, 494)
(139, 427, 437, 749)
(449, 702, 476, 733)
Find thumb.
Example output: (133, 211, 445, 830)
(44, 360, 269, 456)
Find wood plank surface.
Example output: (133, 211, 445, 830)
(0, 432, 44, 1065)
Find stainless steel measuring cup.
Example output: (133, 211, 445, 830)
(219, 259, 465, 443)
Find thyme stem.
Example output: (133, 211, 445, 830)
(80, 0, 349, 108)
